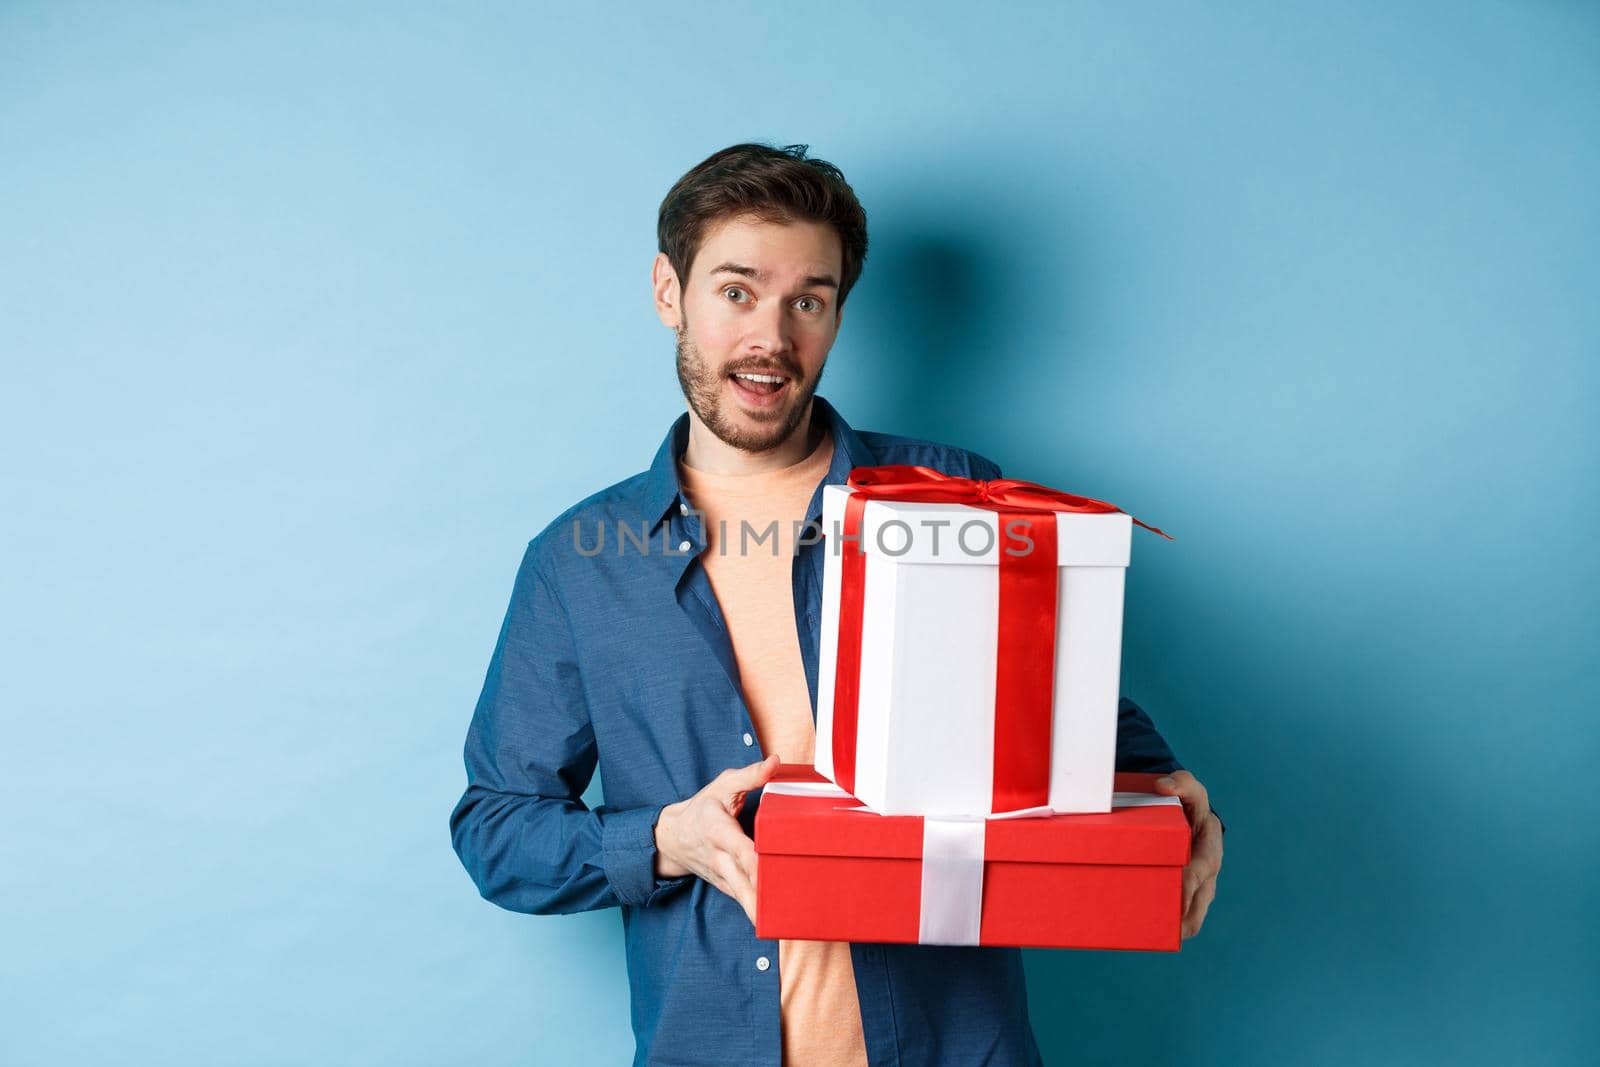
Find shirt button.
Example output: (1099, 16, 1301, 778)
(679, 502, 689, 516)
(678, 540, 692, 552)
(742, 732, 754, 747)
(756, 956, 770, 972)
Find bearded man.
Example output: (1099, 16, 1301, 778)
(449, 142, 1223, 1067)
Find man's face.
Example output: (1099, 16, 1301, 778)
(659, 213, 844, 453)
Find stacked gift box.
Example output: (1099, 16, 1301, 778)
(754, 466, 1190, 951)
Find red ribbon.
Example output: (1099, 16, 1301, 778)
(829, 465, 1171, 812)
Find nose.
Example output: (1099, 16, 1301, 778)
(743, 298, 793, 358)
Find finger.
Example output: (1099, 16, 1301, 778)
(712, 851, 744, 902)
(711, 822, 759, 886)
(1177, 818, 1221, 918)
(1178, 773, 1210, 819)
(737, 873, 758, 926)
(732, 835, 760, 893)
(1190, 814, 1224, 882)
(1181, 876, 1217, 940)
(718, 753, 781, 795)
(693, 860, 724, 889)
(717, 849, 757, 924)
(710, 809, 754, 850)
(1153, 770, 1189, 795)
(1155, 771, 1210, 828)
(726, 832, 761, 920)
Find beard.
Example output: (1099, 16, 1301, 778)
(673, 313, 824, 453)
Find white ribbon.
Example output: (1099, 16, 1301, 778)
(760, 780, 855, 799)
(1110, 792, 1183, 809)
(918, 816, 988, 945)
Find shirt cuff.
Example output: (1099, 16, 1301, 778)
(600, 803, 692, 907)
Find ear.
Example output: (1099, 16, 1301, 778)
(652, 253, 683, 329)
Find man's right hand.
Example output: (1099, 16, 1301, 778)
(653, 754, 781, 925)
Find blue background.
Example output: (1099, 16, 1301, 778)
(2, 2, 1595, 1064)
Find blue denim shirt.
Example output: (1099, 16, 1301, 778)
(449, 394, 1184, 1067)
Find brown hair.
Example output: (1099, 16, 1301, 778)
(657, 142, 869, 312)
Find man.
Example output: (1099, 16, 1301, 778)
(449, 142, 1223, 1067)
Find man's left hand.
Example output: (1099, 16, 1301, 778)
(1154, 770, 1222, 940)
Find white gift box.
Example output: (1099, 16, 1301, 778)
(813, 483, 1133, 816)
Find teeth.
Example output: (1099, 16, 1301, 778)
(735, 372, 786, 384)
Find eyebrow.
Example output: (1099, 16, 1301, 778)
(708, 261, 839, 290)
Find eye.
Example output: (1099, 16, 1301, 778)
(795, 296, 823, 313)
(723, 286, 748, 303)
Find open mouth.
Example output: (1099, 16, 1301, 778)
(728, 369, 792, 408)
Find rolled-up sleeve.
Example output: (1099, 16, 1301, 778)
(449, 540, 691, 913)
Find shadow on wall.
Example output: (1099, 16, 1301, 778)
(838, 182, 1082, 453)
(839, 176, 1421, 1062)
(1022, 585, 1433, 1061)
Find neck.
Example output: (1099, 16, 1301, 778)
(683, 399, 824, 475)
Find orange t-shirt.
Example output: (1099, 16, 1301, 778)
(678, 427, 869, 1067)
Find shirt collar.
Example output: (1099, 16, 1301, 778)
(641, 393, 876, 534)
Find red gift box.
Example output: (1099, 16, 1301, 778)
(754, 764, 1191, 951)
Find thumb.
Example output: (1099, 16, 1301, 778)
(721, 753, 781, 794)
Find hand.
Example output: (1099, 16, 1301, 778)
(654, 754, 781, 925)
(1154, 770, 1222, 940)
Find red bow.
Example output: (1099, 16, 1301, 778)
(845, 465, 1173, 540)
